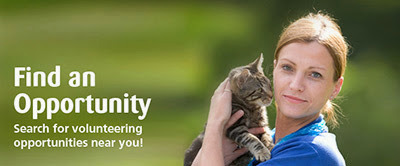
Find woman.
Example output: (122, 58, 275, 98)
(192, 13, 348, 166)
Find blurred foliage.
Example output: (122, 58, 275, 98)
(1, 0, 399, 166)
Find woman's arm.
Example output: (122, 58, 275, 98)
(193, 110, 248, 166)
(192, 78, 232, 166)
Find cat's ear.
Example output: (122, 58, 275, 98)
(250, 53, 264, 72)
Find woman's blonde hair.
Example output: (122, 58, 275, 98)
(274, 12, 349, 128)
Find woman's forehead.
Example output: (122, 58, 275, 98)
(278, 41, 334, 70)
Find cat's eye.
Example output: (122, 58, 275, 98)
(311, 72, 322, 78)
(247, 95, 261, 101)
(246, 90, 257, 98)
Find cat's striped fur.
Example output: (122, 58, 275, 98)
(184, 54, 274, 166)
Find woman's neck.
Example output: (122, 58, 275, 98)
(274, 111, 319, 144)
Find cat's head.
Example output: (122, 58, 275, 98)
(229, 54, 273, 107)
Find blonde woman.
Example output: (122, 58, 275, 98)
(193, 13, 348, 166)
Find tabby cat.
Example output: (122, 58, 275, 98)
(184, 54, 274, 166)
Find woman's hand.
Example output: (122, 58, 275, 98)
(193, 109, 266, 166)
(206, 78, 233, 129)
(193, 78, 266, 166)
(222, 110, 266, 165)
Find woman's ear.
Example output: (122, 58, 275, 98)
(273, 60, 277, 68)
(330, 77, 344, 100)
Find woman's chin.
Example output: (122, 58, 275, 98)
(279, 107, 316, 120)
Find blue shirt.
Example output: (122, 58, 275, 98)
(249, 115, 345, 166)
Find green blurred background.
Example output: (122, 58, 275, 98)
(1, 0, 399, 165)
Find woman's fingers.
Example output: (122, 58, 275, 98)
(233, 147, 248, 155)
(222, 79, 231, 95)
(207, 78, 233, 127)
(225, 110, 244, 129)
(214, 78, 229, 95)
(248, 127, 266, 135)
(222, 140, 249, 165)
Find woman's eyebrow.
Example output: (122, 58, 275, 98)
(279, 58, 295, 65)
(280, 58, 327, 71)
(309, 66, 327, 71)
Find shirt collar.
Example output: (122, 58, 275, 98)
(272, 114, 328, 146)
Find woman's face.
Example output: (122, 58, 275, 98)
(273, 41, 343, 120)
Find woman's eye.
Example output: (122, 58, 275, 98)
(311, 72, 322, 78)
(282, 65, 292, 71)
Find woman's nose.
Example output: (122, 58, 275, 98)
(289, 73, 305, 92)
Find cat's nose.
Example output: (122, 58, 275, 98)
(266, 91, 273, 99)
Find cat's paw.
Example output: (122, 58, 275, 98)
(254, 148, 271, 162)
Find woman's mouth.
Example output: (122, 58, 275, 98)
(283, 95, 307, 104)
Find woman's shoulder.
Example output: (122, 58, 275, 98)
(257, 133, 345, 166)
(307, 133, 346, 165)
